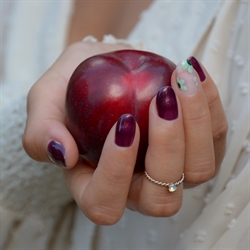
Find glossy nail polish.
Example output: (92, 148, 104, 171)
(176, 59, 199, 95)
(156, 86, 178, 120)
(47, 140, 67, 167)
(187, 56, 206, 82)
(115, 114, 136, 147)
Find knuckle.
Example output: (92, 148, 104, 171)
(185, 106, 210, 126)
(80, 191, 124, 225)
(84, 205, 122, 225)
(157, 136, 185, 153)
(99, 158, 134, 186)
(141, 196, 182, 217)
(101, 165, 131, 187)
(213, 119, 228, 140)
(22, 133, 40, 162)
(185, 167, 215, 184)
(66, 42, 86, 54)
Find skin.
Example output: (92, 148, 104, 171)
(23, 41, 228, 225)
(67, 0, 153, 44)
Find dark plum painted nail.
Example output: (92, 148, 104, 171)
(156, 86, 178, 120)
(47, 140, 67, 167)
(115, 114, 136, 147)
(187, 56, 206, 82)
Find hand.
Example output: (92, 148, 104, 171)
(23, 42, 228, 224)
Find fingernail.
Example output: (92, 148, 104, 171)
(187, 56, 206, 82)
(47, 140, 67, 168)
(115, 114, 136, 147)
(176, 59, 199, 95)
(156, 86, 178, 120)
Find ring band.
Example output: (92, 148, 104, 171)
(144, 171, 184, 193)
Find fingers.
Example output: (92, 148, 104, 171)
(130, 57, 227, 216)
(22, 68, 79, 168)
(137, 87, 185, 216)
(64, 114, 140, 225)
(171, 59, 216, 184)
(23, 42, 133, 169)
(187, 57, 228, 175)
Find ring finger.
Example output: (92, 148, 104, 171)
(138, 86, 185, 216)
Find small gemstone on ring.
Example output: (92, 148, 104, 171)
(168, 183, 177, 192)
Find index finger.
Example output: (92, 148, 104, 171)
(64, 114, 140, 225)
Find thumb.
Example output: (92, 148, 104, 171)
(23, 111, 79, 169)
(23, 113, 78, 168)
(22, 71, 79, 169)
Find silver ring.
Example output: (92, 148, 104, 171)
(144, 171, 184, 193)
